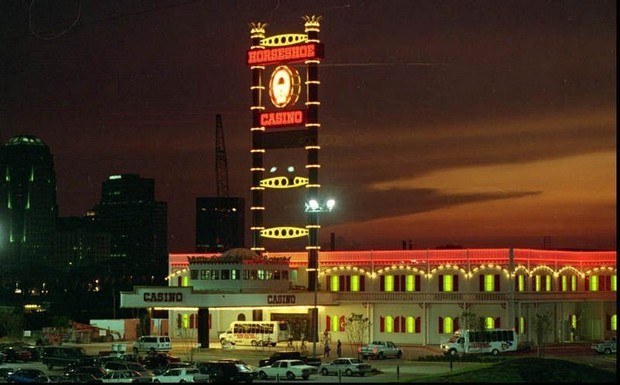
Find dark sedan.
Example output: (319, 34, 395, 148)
(6, 368, 46, 383)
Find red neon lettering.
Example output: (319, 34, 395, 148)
(260, 110, 304, 127)
(247, 43, 324, 65)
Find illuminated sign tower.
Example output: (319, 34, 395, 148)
(248, 16, 324, 294)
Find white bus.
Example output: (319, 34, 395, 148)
(219, 320, 290, 347)
(440, 328, 518, 356)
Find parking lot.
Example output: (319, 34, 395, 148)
(1, 341, 615, 383)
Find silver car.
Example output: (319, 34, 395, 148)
(319, 357, 373, 376)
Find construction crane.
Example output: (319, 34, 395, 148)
(215, 114, 229, 197)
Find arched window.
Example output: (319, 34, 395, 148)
(484, 317, 495, 329)
(331, 315, 339, 332)
(442, 317, 454, 334)
(237, 313, 246, 321)
(406, 316, 415, 333)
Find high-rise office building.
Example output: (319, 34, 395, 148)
(55, 216, 111, 270)
(91, 174, 167, 285)
(196, 197, 245, 253)
(0, 135, 58, 283)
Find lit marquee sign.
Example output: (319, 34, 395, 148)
(249, 31, 324, 129)
(246, 42, 324, 65)
(269, 65, 301, 108)
(261, 64, 305, 128)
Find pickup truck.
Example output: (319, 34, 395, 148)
(591, 339, 617, 355)
(258, 351, 322, 367)
(358, 341, 403, 359)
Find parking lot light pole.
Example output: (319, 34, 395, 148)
(305, 199, 335, 358)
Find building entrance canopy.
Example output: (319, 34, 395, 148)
(120, 286, 334, 309)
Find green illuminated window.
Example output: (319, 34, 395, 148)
(331, 315, 339, 332)
(182, 313, 189, 329)
(443, 275, 454, 292)
(406, 316, 415, 333)
(484, 275, 494, 292)
(406, 275, 415, 291)
(384, 316, 393, 333)
(443, 317, 454, 334)
(384, 275, 394, 292)
(561, 275, 577, 291)
(518, 316, 525, 334)
(351, 275, 360, 291)
(181, 276, 189, 287)
(612, 314, 617, 331)
(589, 275, 599, 291)
(534, 275, 552, 292)
(517, 275, 525, 292)
(612, 275, 617, 291)
(570, 314, 577, 329)
(485, 317, 495, 329)
(330, 275, 339, 291)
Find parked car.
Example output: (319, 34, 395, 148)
(63, 365, 107, 379)
(63, 373, 104, 383)
(358, 341, 403, 359)
(318, 357, 373, 376)
(0, 367, 16, 380)
(257, 359, 318, 381)
(21, 346, 43, 361)
(197, 360, 256, 383)
(153, 361, 194, 375)
(591, 339, 617, 354)
(100, 370, 153, 383)
(103, 361, 151, 374)
(32, 374, 66, 383)
(117, 353, 143, 363)
(1, 347, 32, 362)
(41, 346, 98, 369)
(6, 368, 46, 383)
(141, 352, 180, 372)
(152, 367, 209, 383)
(258, 351, 321, 367)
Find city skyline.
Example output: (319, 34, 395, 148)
(1, 0, 616, 252)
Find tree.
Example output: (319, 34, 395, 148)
(344, 313, 371, 357)
(533, 312, 553, 357)
(460, 310, 476, 330)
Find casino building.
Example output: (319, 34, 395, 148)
(121, 16, 616, 349)
(120, 247, 617, 348)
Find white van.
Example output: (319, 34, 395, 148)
(132, 335, 171, 354)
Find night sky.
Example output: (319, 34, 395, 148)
(0, 0, 616, 252)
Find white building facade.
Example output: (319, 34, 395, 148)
(120, 247, 617, 348)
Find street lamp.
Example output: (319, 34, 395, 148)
(304, 198, 335, 358)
